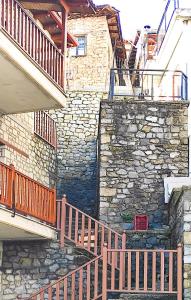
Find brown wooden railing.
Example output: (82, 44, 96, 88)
(34, 111, 57, 148)
(0, 162, 56, 224)
(0, 0, 64, 88)
(57, 196, 126, 256)
(24, 255, 103, 300)
(102, 245, 182, 300)
(23, 244, 182, 300)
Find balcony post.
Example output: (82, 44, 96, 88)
(61, 6, 69, 90)
(8, 164, 15, 211)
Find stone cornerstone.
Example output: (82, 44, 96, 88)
(99, 100, 188, 229)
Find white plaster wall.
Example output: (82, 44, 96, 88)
(145, 10, 191, 173)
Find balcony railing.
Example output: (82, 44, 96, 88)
(0, 162, 56, 225)
(0, 0, 64, 89)
(109, 68, 188, 101)
(34, 111, 57, 148)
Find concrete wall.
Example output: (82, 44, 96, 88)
(169, 186, 191, 300)
(50, 91, 107, 216)
(0, 113, 56, 187)
(67, 16, 113, 92)
(99, 100, 188, 229)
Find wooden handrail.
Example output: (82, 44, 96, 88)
(0, 162, 56, 224)
(0, 0, 64, 88)
(57, 196, 126, 257)
(104, 245, 182, 298)
(21, 244, 182, 300)
(22, 255, 103, 300)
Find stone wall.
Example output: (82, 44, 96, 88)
(1, 240, 90, 299)
(0, 113, 56, 187)
(169, 186, 191, 300)
(50, 91, 106, 216)
(99, 100, 188, 229)
(67, 16, 113, 91)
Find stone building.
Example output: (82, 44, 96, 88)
(66, 5, 126, 91)
(0, 0, 191, 299)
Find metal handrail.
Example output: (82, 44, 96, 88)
(109, 68, 188, 101)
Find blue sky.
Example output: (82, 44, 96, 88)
(94, 0, 167, 39)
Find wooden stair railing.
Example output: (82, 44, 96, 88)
(0, 162, 56, 225)
(102, 245, 183, 300)
(24, 255, 104, 300)
(56, 195, 127, 257)
(22, 244, 182, 300)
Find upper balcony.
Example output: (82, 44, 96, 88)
(157, 0, 191, 53)
(0, 0, 67, 114)
(109, 68, 188, 101)
(0, 161, 57, 240)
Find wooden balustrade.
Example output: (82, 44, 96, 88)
(24, 255, 103, 300)
(34, 111, 57, 148)
(23, 244, 182, 300)
(102, 245, 182, 300)
(0, 0, 64, 88)
(0, 162, 56, 224)
(57, 196, 126, 256)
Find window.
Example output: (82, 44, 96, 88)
(70, 36, 87, 56)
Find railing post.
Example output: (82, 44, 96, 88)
(60, 194, 67, 248)
(109, 69, 115, 101)
(8, 164, 15, 211)
(177, 243, 182, 300)
(102, 244, 108, 300)
(51, 188, 56, 225)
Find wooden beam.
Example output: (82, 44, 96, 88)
(19, 1, 61, 11)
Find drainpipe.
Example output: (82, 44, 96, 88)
(0, 242, 3, 297)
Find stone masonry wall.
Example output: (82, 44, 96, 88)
(1, 240, 90, 299)
(169, 186, 191, 300)
(50, 91, 107, 216)
(0, 113, 56, 187)
(99, 100, 188, 229)
(67, 16, 113, 91)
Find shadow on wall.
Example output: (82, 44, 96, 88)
(57, 176, 98, 218)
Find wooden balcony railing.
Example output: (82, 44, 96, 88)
(0, 0, 64, 89)
(57, 196, 126, 256)
(34, 111, 57, 148)
(0, 162, 56, 225)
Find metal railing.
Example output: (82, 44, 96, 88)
(34, 111, 57, 148)
(109, 68, 188, 101)
(0, 162, 56, 224)
(0, 0, 64, 88)
(157, 0, 179, 52)
(57, 196, 126, 256)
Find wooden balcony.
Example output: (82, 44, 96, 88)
(0, 162, 57, 240)
(34, 111, 57, 148)
(0, 0, 67, 114)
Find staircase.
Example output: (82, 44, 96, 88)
(22, 196, 182, 300)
